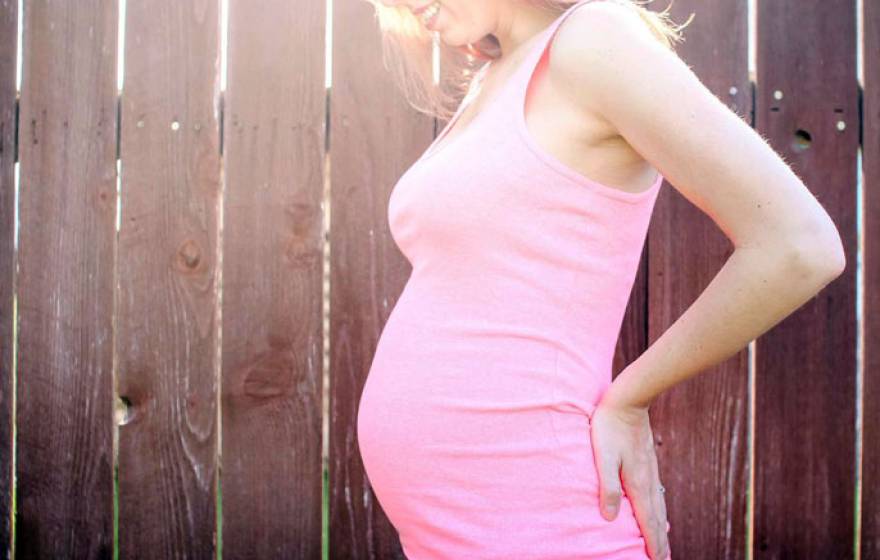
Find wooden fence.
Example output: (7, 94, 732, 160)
(0, 0, 876, 558)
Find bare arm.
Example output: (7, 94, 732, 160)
(549, 6, 845, 558)
(552, 1, 846, 409)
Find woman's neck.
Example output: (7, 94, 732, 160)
(491, 4, 560, 60)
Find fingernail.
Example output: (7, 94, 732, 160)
(605, 504, 618, 516)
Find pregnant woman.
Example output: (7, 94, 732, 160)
(356, 1, 846, 558)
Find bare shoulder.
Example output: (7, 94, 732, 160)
(560, 0, 658, 41)
(545, 0, 844, 262)
(547, 0, 672, 117)
(556, 0, 663, 49)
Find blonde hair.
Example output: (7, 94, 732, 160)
(365, 0, 693, 121)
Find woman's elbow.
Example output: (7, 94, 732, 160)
(789, 222, 847, 282)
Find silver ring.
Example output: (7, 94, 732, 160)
(659, 485, 666, 494)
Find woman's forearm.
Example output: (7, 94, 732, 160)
(602, 237, 845, 410)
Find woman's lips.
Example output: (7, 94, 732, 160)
(419, 2, 440, 30)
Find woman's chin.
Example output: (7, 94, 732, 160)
(436, 29, 468, 48)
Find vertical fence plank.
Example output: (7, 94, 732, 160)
(0, 0, 16, 556)
(647, 2, 751, 558)
(116, 1, 220, 557)
(754, 0, 858, 557)
(220, 1, 326, 557)
(328, 1, 434, 558)
(15, 1, 116, 557)
(862, 0, 879, 555)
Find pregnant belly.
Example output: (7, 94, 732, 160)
(352, 296, 651, 556)
(355, 338, 649, 558)
(357, 316, 559, 475)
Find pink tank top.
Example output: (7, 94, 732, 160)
(382, 0, 663, 418)
(357, 1, 666, 555)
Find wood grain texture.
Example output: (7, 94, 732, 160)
(15, 1, 117, 557)
(0, 0, 16, 556)
(116, 1, 220, 557)
(861, 0, 879, 556)
(754, 0, 858, 557)
(219, 1, 326, 558)
(646, 2, 751, 558)
(328, 1, 435, 558)
(5, 1, 871, 557)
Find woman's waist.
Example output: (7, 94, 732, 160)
(375, 307, 616, 375)
(389, 280, 623, 353)
(366, 326, 610, 416)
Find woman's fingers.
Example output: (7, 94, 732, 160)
(649, 442, 670, 539)
(620, 431, 670, 560)
(642, 425, 670, 537)
(591, 425, 623, 521)
(590, 401, 672, 559)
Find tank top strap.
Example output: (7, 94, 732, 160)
(418, 0, 608, 164)
(503, 0, 606, 113)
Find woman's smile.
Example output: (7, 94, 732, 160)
(419, 2, 441, 30)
